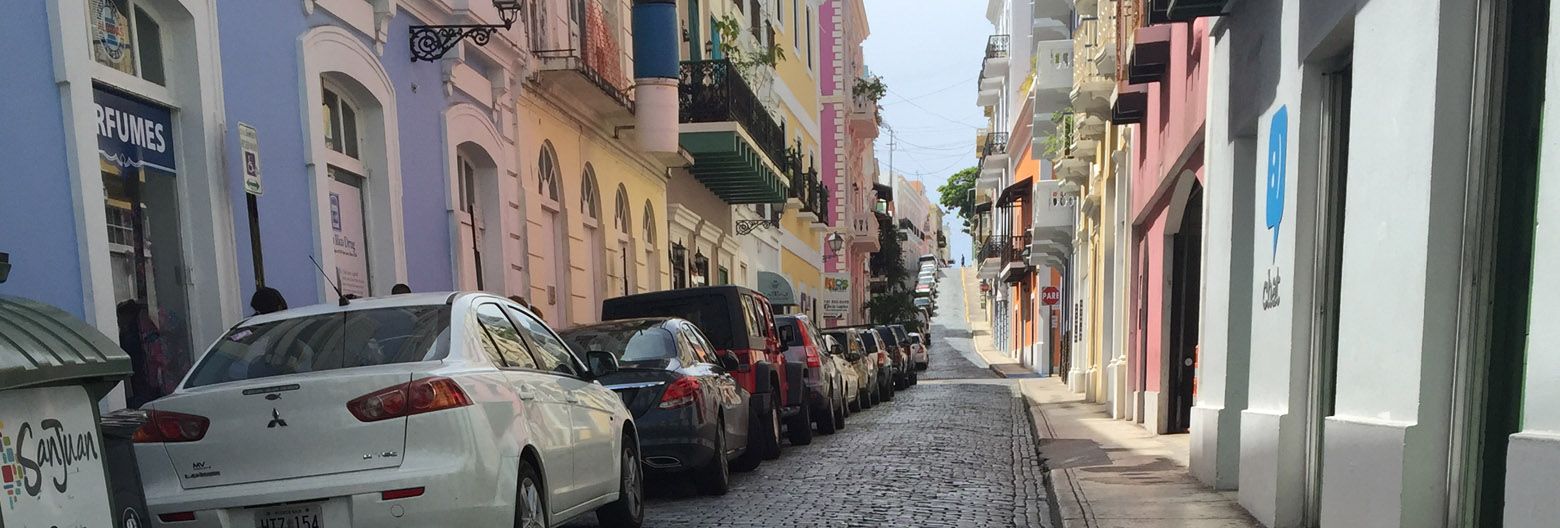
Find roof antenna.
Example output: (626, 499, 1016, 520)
(309, 255, 351, 306)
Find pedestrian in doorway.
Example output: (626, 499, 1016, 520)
(250, 286, 288, 315)
(117, 300, 168, 409)
(391, 283, 412, 294)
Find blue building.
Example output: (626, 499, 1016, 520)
(0, 0, 522, 409)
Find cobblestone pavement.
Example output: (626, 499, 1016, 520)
(564, 271, 1052, 527)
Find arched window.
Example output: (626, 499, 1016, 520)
(614, 186, 631, 234)
(642, 201, 657, 246)
(580, 167, 599, 217)
(538, 141, 560, 202)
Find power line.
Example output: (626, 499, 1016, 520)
(883, 87, 984, 130)
(881, 76, 978, 105)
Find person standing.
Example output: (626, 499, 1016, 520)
(250, 287, 288, 315)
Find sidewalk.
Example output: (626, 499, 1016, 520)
(957, 267, 1261, 528)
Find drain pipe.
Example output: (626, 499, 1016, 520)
(632, 0, 679, 153)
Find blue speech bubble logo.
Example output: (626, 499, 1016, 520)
(1265, 105, 1288, 261)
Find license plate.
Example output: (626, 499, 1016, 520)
(254, 504, 323, 528)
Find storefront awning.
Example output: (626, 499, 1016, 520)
(996, 177, 1032, 208)
(756, 271, 796, 305)
(0, 295, 132, 397)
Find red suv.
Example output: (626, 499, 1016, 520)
(602, 286, 798, 468)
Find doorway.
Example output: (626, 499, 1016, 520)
(1167, 180, 1203, 433)
(1450, 0, 1546, 524)
(1302, 59, 1351, 526)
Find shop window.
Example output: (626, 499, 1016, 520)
(322, 86, 360, 159)
(327, 167, 372, 298)
(670, 243, 688, 289)
(89, 0, 166, 85)
(95, 85, 189, 408)
(692, 251, 709, 286)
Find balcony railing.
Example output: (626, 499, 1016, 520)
(978, 235, 1031, 264)
(680, 60, 790, 168)
(985, 34, 1011, 60)
(982, 132, 1009, 159)
(535, 0, 633, 110)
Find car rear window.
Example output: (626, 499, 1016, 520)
(859, 331, 879, 353)
(185, 305, 451, 388)
(558, 321, 676, 365)
(875, 327, 899, 348)
(779, 318, 805, 347)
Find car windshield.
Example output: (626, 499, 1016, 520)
(558, 320, 676, 366)
(185, 305, 451, 388)
(859, 332, 879, 353)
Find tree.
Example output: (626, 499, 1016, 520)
(864, 213, 919, 324)
(937, 167, 979, 233)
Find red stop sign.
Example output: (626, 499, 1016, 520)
(1041, 286, 1061, 306)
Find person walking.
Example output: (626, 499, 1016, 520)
(392, 283, 412, 294)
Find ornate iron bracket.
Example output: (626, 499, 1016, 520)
(410, 25, 501, 62)
(408, 1, 521, 62)
(735, 218, 780, 235)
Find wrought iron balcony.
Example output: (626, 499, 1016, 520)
(982, 132, 1009, 159)
(985, 34, 1011, 60)
(535, 0, 633, 117)
(679, 60, 790, 171)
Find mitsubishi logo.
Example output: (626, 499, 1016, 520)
(267, 408, 288, 428)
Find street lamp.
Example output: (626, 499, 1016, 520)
(409, 0, 524, 62)
(827, 233, 845, 253)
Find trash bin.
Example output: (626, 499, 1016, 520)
(101, 409, 150, 528)
(0, 294, 134, 528)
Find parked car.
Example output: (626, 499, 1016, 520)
(601, 286, 796, 464)
(821, 334, 860, 415)
(776, 314, 846, 438)
(860, 329, 895, 403)
(822, 328, 876, 411)
(559, 318, 750, 495)
(888, 324, 918, 387)
(907, 332, 929, 370)
(874, 326, 913, 390)
(136, 293, 644, 528)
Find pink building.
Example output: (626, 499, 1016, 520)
(1116, 12, 1210, 435)
(820, 0, 880, 327)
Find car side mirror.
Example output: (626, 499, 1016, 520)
(586, 351, 619, 378)
(719, 352, 741, 372)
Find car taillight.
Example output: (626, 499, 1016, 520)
(349, 377, 472, 422)
(659, 377, 700, 409)
(732, 350, 752, 372)
(877, 353, 887, 367)
(805, 347, 822, 368)
(158, 512, 196, 523)
(133, 410, 210, 443)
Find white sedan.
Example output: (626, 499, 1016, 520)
(134, 293, 644, 528)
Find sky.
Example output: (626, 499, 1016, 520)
(863, 0, 991, 267)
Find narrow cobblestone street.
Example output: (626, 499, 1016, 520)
(566, 274, 1053, 527)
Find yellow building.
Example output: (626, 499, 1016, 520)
(675, 0, 829, 313)
(515, 0, 673, 327)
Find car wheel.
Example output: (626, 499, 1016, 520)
(833, 395, 847, 431)
(594, 438, 643, 528)
(512, 461, 546, 528)
(849, 392, 862, 412)
(909, 370, 918, 386)
(695, 418, 731, 495)
(763, 396, 783, 459)
(881, 379, 895, 402)
(816, 394, 837, 435)
(788, 396, 814, 445)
